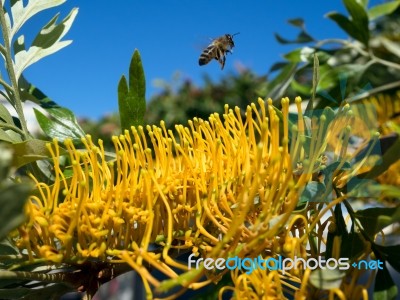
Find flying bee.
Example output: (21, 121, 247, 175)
(198, 33, 239, 70)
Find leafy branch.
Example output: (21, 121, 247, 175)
(0, 0, 78, 141)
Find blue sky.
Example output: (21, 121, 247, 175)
(15, 0, 381, 119)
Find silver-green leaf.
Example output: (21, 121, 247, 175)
(13, 7, 78, 80)
(8, 0, 66, 41)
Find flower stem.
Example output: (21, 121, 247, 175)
(0, 6, 29, 140)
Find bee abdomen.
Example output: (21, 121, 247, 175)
(198, 45, 214, 66)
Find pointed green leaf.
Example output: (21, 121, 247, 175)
(368, 1, 400, 21)
(13, 7, 78, 80)
(343, 0, 370, 45)
(0, 182, 32, 241)
(283, 48, 303, 62)
(326, 8, 369, 46)
(9, 0, 67, 41)
(118, 49, 146, 131)
(34, 107, 85, 142)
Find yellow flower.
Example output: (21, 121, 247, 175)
(14, 97, 374, 299)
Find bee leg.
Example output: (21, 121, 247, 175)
(214, 48, 225, 69)
(220, 55, 226, 70)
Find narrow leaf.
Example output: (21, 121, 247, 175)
(343, 0, 370, 45)
(118, 49, 146, 131)
(326, 11, 369, 46)
(368, 1, 400, 20)
(306, 53, 319, 115)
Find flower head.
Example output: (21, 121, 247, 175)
(14, 97, 374, 298)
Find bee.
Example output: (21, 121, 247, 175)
(198, 33, 239, 70)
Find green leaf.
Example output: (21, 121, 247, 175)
(288, 18, 305, 29)
(10, 139, 64, 168)
(343, 0, 370, 45)
(326, 3, 369, 47)
(13, 7, 78, 80)
(274, 31, 314, 44)
(355, 207, 400, 238)
(368, 1, 400, 21)
(118, 49, 146, 131)
(34, 108, 85, 142)
(0, 103, 13, 124)
(358, 0, 369, 8)
(18, 75, 61, 109)
(8, 0, 67, 41)
(283, 48, 303, 63)
(290, 79, 310, 95)
(0, 182, 32, 241)
(318, 64, 367, 93)
(374, 265, 398, 300)
(0, 128, 14, 143)
(309, 269, 345, 290)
